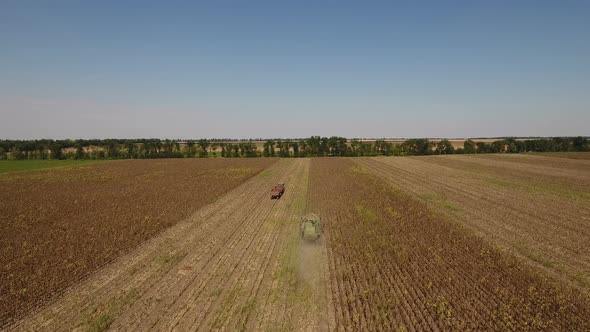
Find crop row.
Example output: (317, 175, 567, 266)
(356, 156, 590, 292)
(0, 158, 276, 327)
(308, 158, 590, 331)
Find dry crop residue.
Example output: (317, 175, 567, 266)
(308, 158, 590, 331)
(356, 154, 590, 292)
(0, 158, 275, 327)
(8, 159, 331, 331)
(533, 151, 590, 160)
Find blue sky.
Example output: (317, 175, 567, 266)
(1, 0, 589, 139)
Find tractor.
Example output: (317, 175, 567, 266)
(271, 183, 285, 199)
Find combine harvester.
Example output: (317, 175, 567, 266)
(300, 213, 323, 244)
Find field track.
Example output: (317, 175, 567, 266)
(355, 155, 590, 291)
(7, 159, 333, 331)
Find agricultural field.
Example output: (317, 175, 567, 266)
(309, 157, 590, 330)
(4, 158, 330, 331)
(3, 153, 590, 331)
(532, 152, 590, 160)
(0, 158, 275, 326)
(0, 159, 102, 173)
(356, 153, 590, 292)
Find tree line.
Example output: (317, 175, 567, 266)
(0, 136, 587, 160)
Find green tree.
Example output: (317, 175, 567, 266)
(263, 140, 275, 157)
(50, 143, 63, 160)
(400, 139, 432, 155)
(350, 139, 361, 156)
(125, 142, 136, 158)
(106, 142, 120, 159)
(320, 137, 329, 156)
(374, 140, 393, 156)
(186, 141, 195, 157)
(435, 139, 454, 154)
(277, 141, 290, 157)
(491, 140, 506, 153)
(299, 140, 308, 157)
(305, 136, 321, 156)
(37, 144, 47, 160)
(74, 145, 85, 160)
(197, 139, 210, 157)
(572, 136, 588, 152)
(463, 139, 476, 154)
(359, 142, 373, 156)
(291, 141, 300, 157)
(380, 141, 394, 156)
(210, 143, 219, 157)
(219, 143, 227, 157)
(476, 142, 489, 153)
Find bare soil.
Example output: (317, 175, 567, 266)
(309, 157, 590, 330)
(356, 154, 590, 292)
(7, 159, 332, 331)
(532, 152, 590, 160)
(0, 158, 275, 327)
(6, 155, 590, 331)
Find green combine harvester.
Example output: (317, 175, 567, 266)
(300, 213, 323, 244)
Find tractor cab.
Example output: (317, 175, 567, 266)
(271, 183, 286, 199)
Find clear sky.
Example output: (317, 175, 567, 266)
(1, 0, 589, 139)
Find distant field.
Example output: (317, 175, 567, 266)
(0, 160, 102, 173)
(533, 152, 590, 159)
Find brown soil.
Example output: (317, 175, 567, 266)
(6, 155, 590, 331)
(356, 155, 590, 293)
(0, 158, 275, 327)
(532, 152, 590, 160)
(308, 157, 590, 330)
(7, 159, 332, 331)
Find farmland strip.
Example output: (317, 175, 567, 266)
(0, 158, 276, 327)
(358, 156, 590, 292)
(308, 158, 590, 330)
(6, 159, 284, 331)
(8, 159, 335, 332)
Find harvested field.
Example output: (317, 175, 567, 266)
(0, 159, 102, 173)
(356, 154, 590, 293)
(7, 159, 332, 331)
(0, 158, 275, 326)
(5, 155, 590, 331)
(532, 152, 590, 160)
(309, 158, 590, 330)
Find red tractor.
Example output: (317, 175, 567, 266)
(271, 183, 285, 199)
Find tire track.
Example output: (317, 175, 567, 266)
(109, 159, 303, 331)
(204, 159, 309, 331)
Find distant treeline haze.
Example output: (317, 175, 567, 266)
(0, 136, 588, 160)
